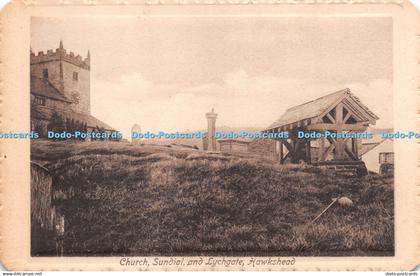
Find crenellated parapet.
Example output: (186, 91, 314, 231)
(30, 41, 90, 70)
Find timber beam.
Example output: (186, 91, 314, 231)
(307, 123, 367, 132)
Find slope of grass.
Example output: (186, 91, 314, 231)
(31, 140, 394, 256)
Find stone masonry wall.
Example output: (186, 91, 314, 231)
(248, 139, 278, 162)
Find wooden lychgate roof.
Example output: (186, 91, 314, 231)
(265, 88, 379, 132)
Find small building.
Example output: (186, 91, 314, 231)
(357, 128, 394, 174)
(360, 138, 394, 174)
(379, 151, 394, 175)
(264, 88, 379, 167)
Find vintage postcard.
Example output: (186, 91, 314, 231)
(0, 0, 419, 271)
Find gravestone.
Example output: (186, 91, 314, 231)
(131, 124, 141, 145)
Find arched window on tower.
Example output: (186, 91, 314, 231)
(43, 69, 48, 79)
(73, 72, 79, 81)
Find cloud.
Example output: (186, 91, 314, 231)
(119, 72, 154, 96)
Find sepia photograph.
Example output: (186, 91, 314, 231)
(29, 16, 395, 257)
(0, 0, 419, 272)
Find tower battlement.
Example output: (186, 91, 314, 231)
(30, 41, 90, 70)
(30, 40, 91, 114)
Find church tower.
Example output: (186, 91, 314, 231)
(30, 40, 91, 114)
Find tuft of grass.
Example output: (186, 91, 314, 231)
(31, 140, 394, 256)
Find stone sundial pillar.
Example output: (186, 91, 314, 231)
(205, 108, 218, 151)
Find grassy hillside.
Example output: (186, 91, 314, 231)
(31, 140, 394, 256)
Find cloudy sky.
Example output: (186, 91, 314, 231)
(31, 16, 393, 137)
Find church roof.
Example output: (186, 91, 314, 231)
(67, 111, 114, 131)
(265, 88, 379, 131)
(31, 106, 114, 131)
(30, 76, 71, 102)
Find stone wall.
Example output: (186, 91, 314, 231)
(31, 60, 63, 95)
(248, 139, 278, 161)
(219, 140, 248, 153)
(61, 61, 90, 114)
